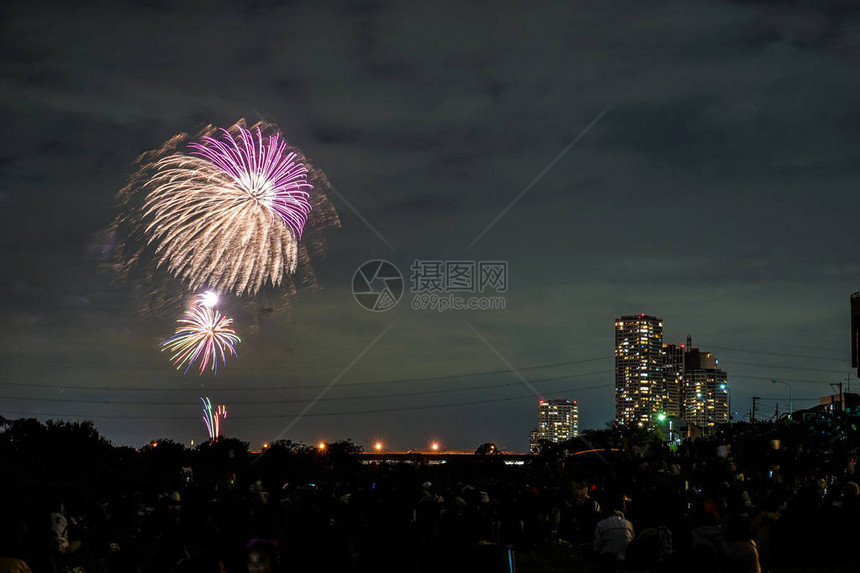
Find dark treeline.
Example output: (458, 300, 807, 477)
(2, 413, 860, 573)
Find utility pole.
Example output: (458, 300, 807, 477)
(751, 396, 759, 422)
(772, 380, 793, 421)
(830, 381, 845, 413)
(839, 381, 843, 413)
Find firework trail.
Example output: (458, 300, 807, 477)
(161, 301, 241, 375)
(108, 119, 340, 315)
(201, 397, 227, 441)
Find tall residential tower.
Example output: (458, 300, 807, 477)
(615, 315, 664, 426)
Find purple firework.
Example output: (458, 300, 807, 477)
(189, 126, 313, 238)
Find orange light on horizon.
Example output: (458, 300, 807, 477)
(374, 442, 383, 451)
(431, 442, 440, 451)
(318, 441, 326, 450)
(262, 443, 269, 449)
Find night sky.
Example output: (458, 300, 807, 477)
(2, 0, 859, 451)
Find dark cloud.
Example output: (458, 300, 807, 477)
(382, 195, 456, 215)
(313, 125, 366, 145)
(0, 156, 18, 169)
(604, 97, 730, 168)
(128, 0, 174, 12)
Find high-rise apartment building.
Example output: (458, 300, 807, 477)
(536, 399, 579, 444)
(682, 346, 728, 434)
(615, 315, 664, 426)
(661, 343, 685, 419)
(852, 292, 860, 378)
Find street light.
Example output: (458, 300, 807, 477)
(772, 380, 793, 421)
(655, 412, 677, 443)
(720, 383, 732, 424)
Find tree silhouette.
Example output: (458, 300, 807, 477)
(475, 442, 500, 455)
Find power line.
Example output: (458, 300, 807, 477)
(0, 356, 611, 393)
(0, 370, 615, 406)
(0, 382, 615, 421)
(7, 355, 612, 374)
(708, 345, 845, 363)
(724, 359, 847, 375)
(755, 396, 821, 402)
(728, 373, 836, 385)
(6, 351, 847, 424)
(1, 368, 841, 409)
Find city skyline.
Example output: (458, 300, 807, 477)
(1, 0, 859, 450)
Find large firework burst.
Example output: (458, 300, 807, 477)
(142, 124, 313, 296)
(161, 303, 241, 374)
(109, 119, 339, 320)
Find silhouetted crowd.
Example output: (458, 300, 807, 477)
(2, 417, 860, 573)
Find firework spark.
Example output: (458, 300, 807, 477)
(201, 397, 227, 441)
(161, 303, 241, 375)
(142, 124, 313, 296)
